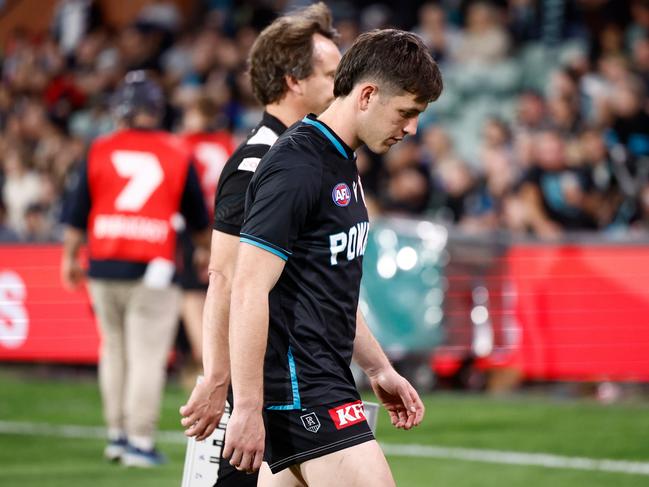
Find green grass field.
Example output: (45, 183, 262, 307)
(1, 368, 648, 486)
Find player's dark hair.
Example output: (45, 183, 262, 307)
(248, 2, 338, 105)
(334, 29, 443, 103)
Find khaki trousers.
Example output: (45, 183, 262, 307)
(88, 279, 180, 440)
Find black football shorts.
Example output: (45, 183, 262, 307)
(263, 399, 375, 474)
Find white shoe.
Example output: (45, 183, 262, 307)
(121, 445, 167, 468)
(104, 437, 128, 461)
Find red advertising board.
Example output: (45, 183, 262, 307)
(0, 245, 99, 363)
(5, 242, 649, 381)
(507, 245, 649, 382)
(435, 242, 649, 383)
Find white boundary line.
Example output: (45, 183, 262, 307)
(1, 420, 649, 476)
(0, 420, 185, 444)
(380, 443, 649, 476)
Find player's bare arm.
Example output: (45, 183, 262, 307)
(353, 310, 425, 430)
(180, 229, 239, 440)
(223, 242, 286, 473)
(61, 226, 85, 290)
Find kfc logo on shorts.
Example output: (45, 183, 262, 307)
(332, 183, 351, 207)
(300, 412, 321, 433)
(328, 400, 367, 430)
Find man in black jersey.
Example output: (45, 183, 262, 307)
(224, 30, 443, 486)
(179, 3, 340, 485)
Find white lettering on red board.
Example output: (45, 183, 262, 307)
(0, 271, 29, 349)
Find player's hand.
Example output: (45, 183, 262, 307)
(60, 256, 85, 291)
(179, 378, 228, 441)
(222, 406, 265, 473)
(368, 367, 425, 430)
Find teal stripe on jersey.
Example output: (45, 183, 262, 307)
(266, 346, 302, 410)
(240, 233, 292, 255)
(302, 117, 349, 159)
(240, 237, 288, 261)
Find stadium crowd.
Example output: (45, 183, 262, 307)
(2, 0, 649, 242)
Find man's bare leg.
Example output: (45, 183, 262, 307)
(181, 291, 205, 363)
(298, 440, 394, 487)
(257, 461, 305, 487)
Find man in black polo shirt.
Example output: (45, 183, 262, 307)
(224, 30, 443, 486)
(179, 3, 340, 485)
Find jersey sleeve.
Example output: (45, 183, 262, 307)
(240, 160, 321, 261)
(213, 166, 255, 235)
(213, 145, 268, 236)
(61, 160, 91, 230)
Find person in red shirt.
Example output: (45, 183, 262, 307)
(178, 97, 235, 384)
(61, 70, 210, 467)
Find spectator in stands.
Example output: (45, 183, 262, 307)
(70, 28, 121, 100)
(0, 84, 10, 128)
(481, 116, 513, 156)
(590, 21, 627, 62)
(118, 23, 163, 72)
(631, 34, 649, 92)
(336, 14, 360, 53)
(480, 149, 521, 230)
(414, 2, 461, 64)
(512, 90, 549, 172)
(519, 129, 599, 237)
(547, 67, 581, 103)
(577, 126, 637, 229)
(508, 0, 542, 44)
(547, 95, 582, 136)
(1, 144, 43, 234)
(0, 198, 20, 242)
(379, 140, 432, 215)
(582, 54, 630, 125)
(421, 125, 455, 164)
(627, 0, 649, 48)
(461, 118, 519, 232)
(515, 90, 548, 134)
(453, 1, 510, 65)
(608, 79, 649, 159)
(137, 0, 182, 34)
(51, 0, 103, 57)
(630, 182, 649, 232)
(22, 202, 57, 243)
(68, 98, 114, 143)
(430, 157, 477, 224)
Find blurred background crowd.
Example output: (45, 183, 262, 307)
(2, 0, 649, 243)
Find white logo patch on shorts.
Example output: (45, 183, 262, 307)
(300, 412, 321, 433)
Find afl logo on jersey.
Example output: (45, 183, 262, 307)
(332, 183, 351, 207)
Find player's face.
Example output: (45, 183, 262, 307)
(361, 90, 427, 154)
(298, 34, 341, 115)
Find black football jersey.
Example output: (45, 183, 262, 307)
(241, 114, 370, 409)
(213, 112, 287, 235)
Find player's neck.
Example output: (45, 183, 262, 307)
(317, 99, 361, 151)
(265, 102, 306, 129)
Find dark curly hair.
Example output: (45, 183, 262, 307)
(334, 29, 443, 104)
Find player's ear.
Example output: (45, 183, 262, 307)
(285, 74, 303, 96)
(358, 83, 378, 112)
